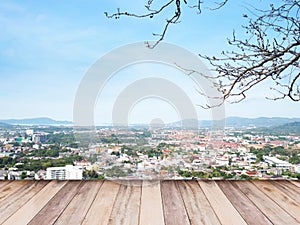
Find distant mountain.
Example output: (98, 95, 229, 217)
(0, 117, 72, 125)
(256, 122, 300, 135)
(1, 116, 300, 128)
(0, 122, 12, 127)
(169, 117, 300, 128)
(224, 117, 300, 128)
(168, 119, 201, 129)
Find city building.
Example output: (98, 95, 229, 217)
(46, 165, 83, 180)
(263, 156, 292, 169)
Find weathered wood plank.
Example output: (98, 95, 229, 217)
(284, 181, 300, 193)
(0, 181, 10, 188)
(28, 180, 82, 225)
(108, 181, 142, 225)
(235, 181, 299, 225)
(278, 180, 300, 196)
(161, 180, 190, 225)
(217, 181, 272, 225)
(290, 180, 300, 188)
(54, 181, 103, 225)
(252, 181, 300, 222)
(0, 181, 37, 204)
(0, 180, 298, 225)
(0, 181, 49, 224)
(139, 180, 165, 225)
(0, 180, 30, 203)
(82, 181, 120, 225)
(2, 180, 67, 225)
(272, 181, 300, 204)
(198, 181, 247, 225)
(178, 180, 220, 225)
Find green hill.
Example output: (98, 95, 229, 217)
(256, 122, 300, 135)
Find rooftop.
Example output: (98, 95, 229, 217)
(0, 180, 299, 225)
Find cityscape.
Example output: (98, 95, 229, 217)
(0, 1, 299, 224)
(1, 117, 299, 181)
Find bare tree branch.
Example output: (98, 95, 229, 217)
(200, 0, 300, 105)
(105, 0, 300, 106)
(105, 0, 228, 48)
(205, 0, 228, 11)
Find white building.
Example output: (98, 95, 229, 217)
(263, 156, 291, 169)
(215, 156, 229, 166)
(46, 165, 83, 180)
(291, 164, 300, 173)
(25, 129, 34, 136)
(32, 135, 40, 143)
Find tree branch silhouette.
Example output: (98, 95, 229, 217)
(105, 0, 300, 106)
(105, 0, 227, 48)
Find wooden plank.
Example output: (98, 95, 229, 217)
(82, 180, 120, 225)
(28, 180, 82, 225)
(54, 181, 103, 225)
(285, 181, 300, 193)
(277, 180, 300, 195)
(217, 181, 272, 225)
(0, 181, 10, 188)
(0, 181, 36, 204)
(274, 180, 300, 191)
(139, 180, 165, 225)
(290, 180, 300, 188)
(0, 181, 49, 224)
(235, 181, 299, 225)
(108, 181, 142, 225)
(2, 180, 67, 225)
(0, 181, 30, 203)
(252, 181, 300, 222)
(198, 181, 247, 225)
(272, 181, 300, 204)
(161, 180, 190, 225)
(178, 180, 220, 225)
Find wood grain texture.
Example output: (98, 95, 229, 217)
(54, 180, 103, 225)
(235, 181, 299, 225)
(82, 181, 120, 225)
(0, 181, 49, 224)
(0, 181, 10, 189)
(198, 181, 247, 225)
(272, 181, 300, 204)
(139, 180, 165, 225)
(0, 180, 37, 203)
(108, 181, 142, 225)
(161, 180, 190, 225)
(178, 180, 220, 225)
(289, 180, 300, 188)
(0, 180, 298, 225)
(2, 180, 67, 225)
(28, 181, 83, 225)
(281, 181, 300, 193)
(0, 181, 29, 203)
(217, 181, 272, 225)
(252, 181, 300, 222)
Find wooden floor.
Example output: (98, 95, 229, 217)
(0, 180, 299, 225)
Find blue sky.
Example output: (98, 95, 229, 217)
(0, 0, 299, 124)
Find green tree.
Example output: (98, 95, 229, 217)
(20, 172, 27, 180)
(240, 174, 253, 180)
